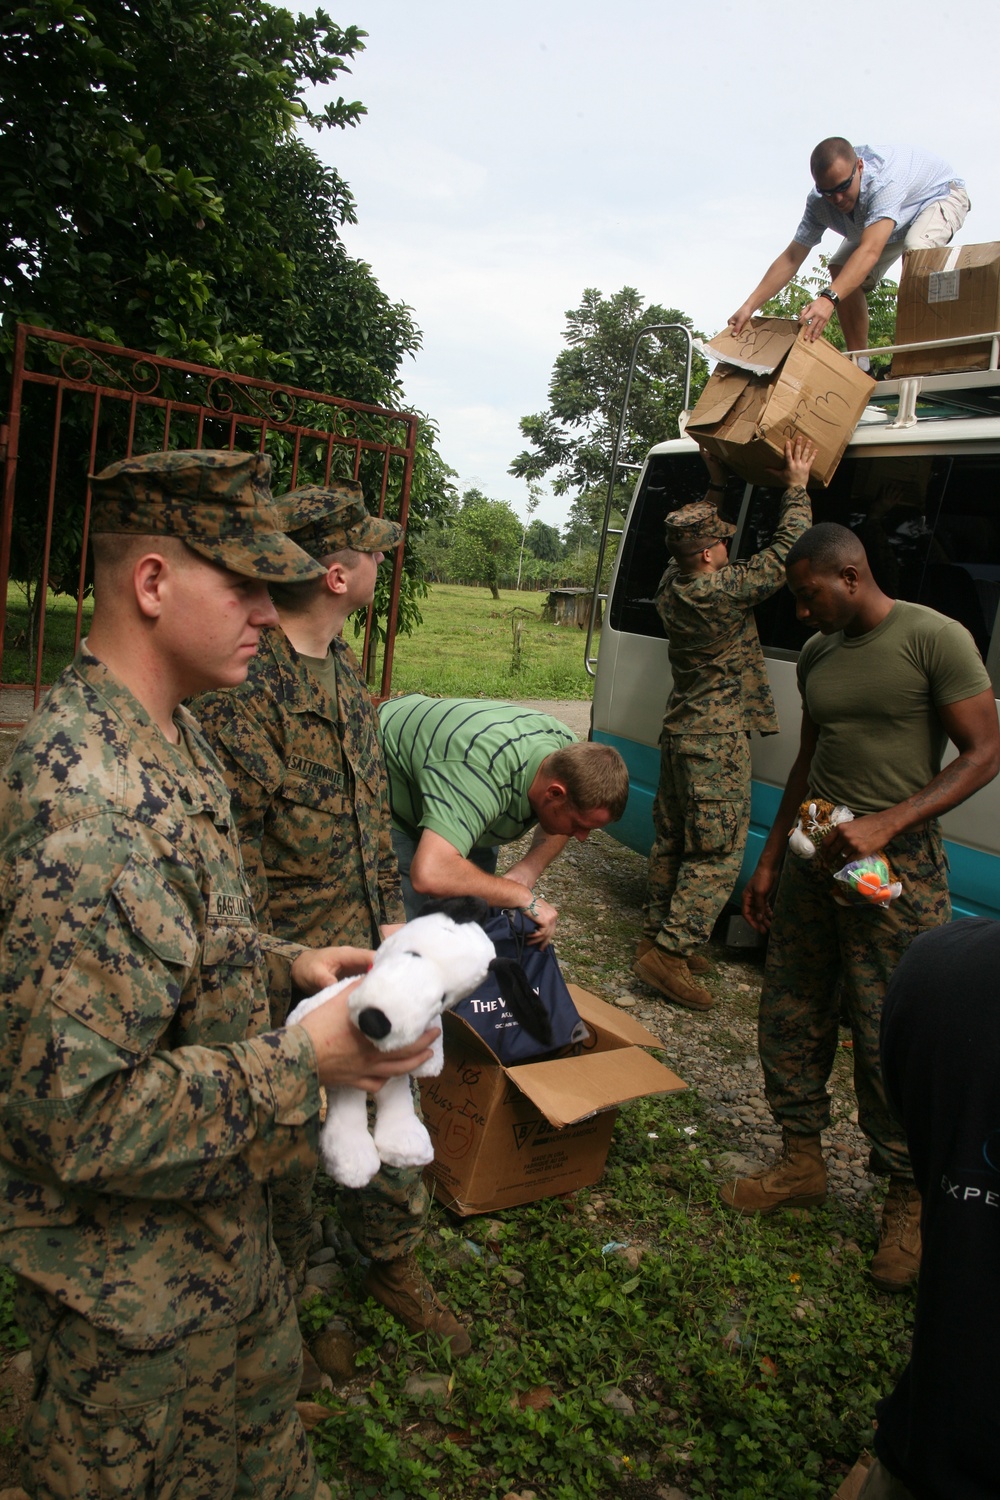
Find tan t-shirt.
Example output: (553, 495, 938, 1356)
(299, 649, 339, 707)
(798, 601, 992, 815)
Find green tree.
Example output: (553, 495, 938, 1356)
(1, 0, 419, 400)
(510, 287, 708, 496)
(1, 0, 453, 665)
(450, 490, 523, 600)
(762, 253, 899, 358)
(525, 519, 562, 563)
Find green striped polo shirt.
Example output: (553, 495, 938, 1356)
(377, 696, 576, 855)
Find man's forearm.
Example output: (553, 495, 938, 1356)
(736, 243, 811, 319)
(410, 844, 534, 910)
(863, 750, 999, 846)
(829, 243, 884, 303)
(505, 828, 569, 886)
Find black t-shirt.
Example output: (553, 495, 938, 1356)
(877, 918, 1000, 1499)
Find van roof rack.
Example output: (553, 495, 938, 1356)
(853, 331, 1000, 427)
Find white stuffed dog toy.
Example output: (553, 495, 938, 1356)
(285, 898, 547, 1189)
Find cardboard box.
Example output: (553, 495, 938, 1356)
(686, 318, 874, 487)
(419, 985, 685, 1216)
(893, 241, 1000, 376)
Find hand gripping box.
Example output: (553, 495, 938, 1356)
(686, 317, 874, 488)
(419, 985, 685, 1216)
(893, 242, 1000, 376)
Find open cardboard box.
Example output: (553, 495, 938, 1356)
(893, 241, 1000, 375)
(686, 317, 874, 487)
(419, 985, 685, 1216)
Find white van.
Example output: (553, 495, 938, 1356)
(590, 367, 1000, 922)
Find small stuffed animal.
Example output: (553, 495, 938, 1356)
(788, 798, 901, 907)
(285, 897, 548, 1188)
(788, 798, 855, 859)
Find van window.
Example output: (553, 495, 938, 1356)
(739, 453, 1000, 684)
(609, 453, 744, 638)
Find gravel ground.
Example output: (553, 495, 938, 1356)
(497, 742, 879, 1215)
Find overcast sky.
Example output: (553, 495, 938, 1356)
(307, 0, 999, 531)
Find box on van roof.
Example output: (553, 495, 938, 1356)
(894, 242, 1000, 377)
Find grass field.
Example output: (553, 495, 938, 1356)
(3, 583, 592, 702)
(1, 589, 93, 687)
(385, 584, 595, 700)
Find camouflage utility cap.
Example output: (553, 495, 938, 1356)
(274, 482, 404, 559)
(665, 500, 737, 546)
(89, 449, 326, 582)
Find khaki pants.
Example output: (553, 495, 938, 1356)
(829, 183, 971, 291)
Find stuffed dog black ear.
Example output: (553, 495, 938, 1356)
(419, 895, 492, 927)
(489, 957, 553, 1045)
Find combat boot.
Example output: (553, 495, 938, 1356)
(635, 937, 712, 975)
(633, 943, 713, 1009)
(365, 1254, 472, 1355)
(720, 1130, 827, 1213)
(870, 1177, 921, 1292)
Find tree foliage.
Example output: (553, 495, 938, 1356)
(510, 287, 708, 497)
(449, 489, 523, 600)
(1, 0, 419, 401)
(525, 519, 562, 563)
(762, 253, 899, 356)
(1, 1, 461, 658)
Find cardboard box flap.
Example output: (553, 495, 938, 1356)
(687, 367, 749, 428)
(507, 1047, 686, 1128)
(443, 1009, 510, 1059)
(567, 984, 666, 1049)
(705, 317, 800, 374)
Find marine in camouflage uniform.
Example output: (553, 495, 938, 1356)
(634, 439, 814, 1010)
(196, 484, 471, 1354)
(0, 450, 396, 1497)
(722, 522, 999, 1293)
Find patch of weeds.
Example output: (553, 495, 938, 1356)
(307, 1134, 910, 1499)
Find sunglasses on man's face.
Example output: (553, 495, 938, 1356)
(818, 163, 858, 199)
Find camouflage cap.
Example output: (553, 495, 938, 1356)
(664, 500, 737, 546)
(89, 450, 327, 582)
(273, 481, 404, 559)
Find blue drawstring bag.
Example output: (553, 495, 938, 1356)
(452, 908, 589, 1065)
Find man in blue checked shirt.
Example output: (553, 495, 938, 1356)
(729, 138, 969, 360)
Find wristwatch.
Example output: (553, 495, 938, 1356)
(819, 286, 840, 306)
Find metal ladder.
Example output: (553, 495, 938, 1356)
(584, 323, 694, 677)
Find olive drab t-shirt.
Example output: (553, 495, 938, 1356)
(798, 601, 992, 815)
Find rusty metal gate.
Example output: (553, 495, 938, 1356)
(0, 323, 419, 722)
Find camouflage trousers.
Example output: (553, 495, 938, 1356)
(15, 1252, 332, 1499)
(758, 821, 951, 1177)
(272, 1082, 430, 1278)
(644, 731, 751, 955)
